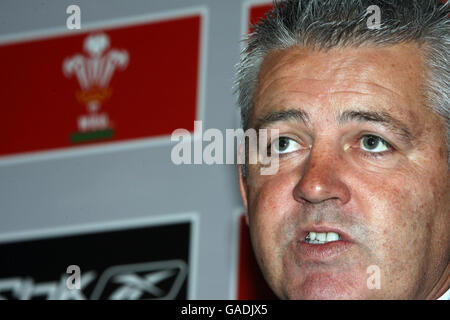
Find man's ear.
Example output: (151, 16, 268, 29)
(238, 164, 250, 226)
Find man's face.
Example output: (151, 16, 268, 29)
(239, 44, 449, 299)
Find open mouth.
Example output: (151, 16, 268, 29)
(304, 231, 342, 244)
(295, 228, 353, 260)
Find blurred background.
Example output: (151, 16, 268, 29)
(0, 0, 277, 299)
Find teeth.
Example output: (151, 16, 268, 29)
(326, 232, 340, 242)
(305, 232, 341, 244)
(316, 233, 326, 242)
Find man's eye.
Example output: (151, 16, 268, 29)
(360, 135, 391, 153)
(272, 137, 301, 154)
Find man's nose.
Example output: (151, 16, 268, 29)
(293, 146, 351, 205)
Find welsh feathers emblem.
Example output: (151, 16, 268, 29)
(63, 33, 129, 142)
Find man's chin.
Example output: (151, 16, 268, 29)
(281, 271, 370, 300)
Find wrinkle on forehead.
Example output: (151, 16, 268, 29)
(255, 44, 424, 100)
(251, 44, 426, 133)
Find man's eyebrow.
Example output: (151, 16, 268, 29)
(254, 109, 310, 130)
(338, 110, 414, 142)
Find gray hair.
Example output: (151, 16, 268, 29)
(235, 0, 450, 160)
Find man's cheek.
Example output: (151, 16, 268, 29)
(366, 185, 429, 296)
(248, 180, 297, 271)
(249, 176, 297, 222)
(248, 214, 286, 296)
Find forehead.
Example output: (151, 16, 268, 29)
(251, 44, 426, 125)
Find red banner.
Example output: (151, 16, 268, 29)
(248, 3, 273, 33)
(0, 13, 202, 157)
